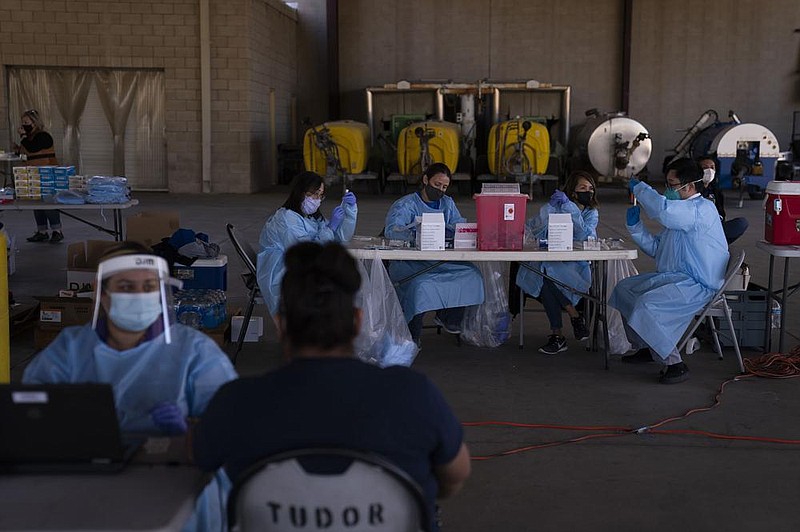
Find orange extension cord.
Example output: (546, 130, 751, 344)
(467, 346, 800, 461)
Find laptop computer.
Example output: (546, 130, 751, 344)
(0, 383, 142, 473)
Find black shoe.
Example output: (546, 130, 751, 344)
(622, 348, 654, 364)
(539, 334, 567, 355)
(571, 315, 589, 341)
(659, 362, 690, 384)
(26, 231, 49, 242)
(49, 231, 64, 243)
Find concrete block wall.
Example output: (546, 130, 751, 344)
(0, 0, 298, 193)
(248, 0, 298, 191)
(337, 0, 799, 177)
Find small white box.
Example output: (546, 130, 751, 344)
(454, 222, 478, 249)
(230, 316, 264, 342)
(547, 213, 573, 251)
(415, 212, 445, 251)
(729, 264, 751, 291)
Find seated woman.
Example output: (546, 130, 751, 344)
(517, 171, 599, 355)
(384, 163, 484, 344)
(23, 242, 237, 434)
(191, 242, 470, 532)
(256, 171, 357, 318)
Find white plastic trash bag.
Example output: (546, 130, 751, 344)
(606, 258, 639, 354)
(461, 261, 512, 348)
(353, 256, 419, 367)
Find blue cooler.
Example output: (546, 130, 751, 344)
(173, 255, 227, 290)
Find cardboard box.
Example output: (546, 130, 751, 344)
(126, 211, 180, 248)
(547, 213, 573, 251)
(66, 240, 120, 291)
(36, 296, 94, 331)
(415, 212, 445, 251)
(454, 222, 478, 249)
(34, 326, 61, 350)
(230, 315, 264, 343)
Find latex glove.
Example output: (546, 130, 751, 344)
(628, 178, 640, 194)
(549, 189, 569, 208)
(342, 191, 357, 206)
(626, 205, 640, 226)
(150, 402, 188, 435)
(328, 206, 345, 231)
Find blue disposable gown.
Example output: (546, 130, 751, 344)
(516, 201, 598, 305)
(22, 323, 238, 433)
(257, 204, 357, 315)
(384, 192, 484, 321)
(609, 182, 728, 359)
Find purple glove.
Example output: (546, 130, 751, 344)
(328, 206, 346, 231)
(342, 191, 357, 206)
(549, 189, 569, 208)
(150, 402, 188, 435)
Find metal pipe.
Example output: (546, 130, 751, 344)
(366, 88, 374, 145)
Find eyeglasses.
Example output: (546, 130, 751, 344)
(306, 189, 325, 200)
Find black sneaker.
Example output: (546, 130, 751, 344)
(621, 348, 654, 364)
(539, 334, 567, 355)
(49, 231, 64, 243)
(26, 231, 49, 242)
(571, 315, 589, 341)
(659, 362, 690, 384)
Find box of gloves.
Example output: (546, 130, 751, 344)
(415, 213, 445, 251)
(547, 213, 573, 251)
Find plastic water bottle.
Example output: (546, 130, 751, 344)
(771, 300, 782, 330)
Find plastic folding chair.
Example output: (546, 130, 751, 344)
(228, 448, 430, 532)
(676, 249, 746, 374)
(225, 223, 262, 365)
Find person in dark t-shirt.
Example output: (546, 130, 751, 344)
(697, 155, 748, 244)
(186, 242, 471, 532)
(12, 109, 64, 243)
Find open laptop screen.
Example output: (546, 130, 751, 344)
(0, 383, 133, 472)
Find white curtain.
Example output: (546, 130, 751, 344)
(94, 70, 139, 177)
(7, 67, 166, 189)
(48, 70, 92, 168)
(134, 71, 167, 190)
(7, 69, 53, 133)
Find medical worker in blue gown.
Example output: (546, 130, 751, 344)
(517, 171, 598, 355)
(22, 242, 237, 433)
(384, 163, 484, 344)
(609, 157, 728, 384)
(257, 171, 357, 317)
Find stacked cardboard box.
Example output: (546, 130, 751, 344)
(13, 166, 41, 200)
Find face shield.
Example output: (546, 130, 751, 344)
(91, 254, 182, 344)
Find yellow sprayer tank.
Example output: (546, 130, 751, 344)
(303, 120, 370, 176)
(397, 121, 460, 176)
(488, 119, 550, 176)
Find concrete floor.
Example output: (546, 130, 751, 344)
(5, 182, 800, 532)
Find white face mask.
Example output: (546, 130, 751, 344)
(702, 168, 715, 185)
(301, 196, 321, 215)
(107, 292, 163, 332)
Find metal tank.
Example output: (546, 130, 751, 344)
(572, 109, 652, 182)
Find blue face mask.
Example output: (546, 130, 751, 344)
(301, 196, 322, 215)
(664, 188, 681, 201)
(107, 291, 163, 332)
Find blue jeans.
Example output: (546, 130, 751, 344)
(33, 210, 62, 231)
(538, 278, 570, 330)
(723, 217, 748, 245)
